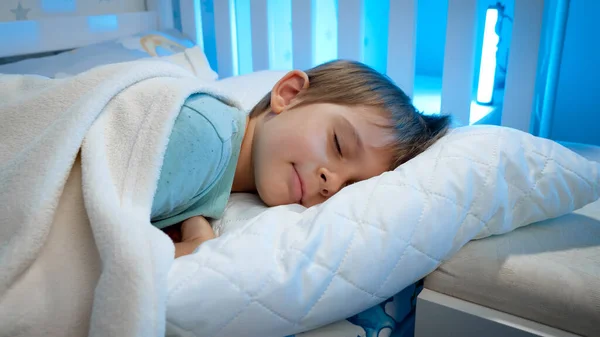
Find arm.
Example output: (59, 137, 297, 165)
(174, 216, 216, 258)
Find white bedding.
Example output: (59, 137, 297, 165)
(424, 143, 600, 337)
(0, 59, 229, 337)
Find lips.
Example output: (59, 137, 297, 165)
(292, 164, 304, 204)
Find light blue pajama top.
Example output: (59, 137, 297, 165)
(150, 93, 246, 229)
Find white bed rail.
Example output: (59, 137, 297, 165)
(441, 0, 479, 129)
(0, 11, 157, 58)
(249, 0, 270, 72)
(185, 0, 545, 132)
(386, 0, 417, 99)
(501, 0, 545, 132)
(0, 0, 546, 132)
(148, 0, 174, 31)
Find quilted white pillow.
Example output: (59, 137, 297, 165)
(166, 125, 599, 337)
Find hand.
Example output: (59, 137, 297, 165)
(174, 216, 215, 258)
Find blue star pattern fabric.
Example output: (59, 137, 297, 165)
(286, 281, 423, 337)
(11, 2, 30, 20)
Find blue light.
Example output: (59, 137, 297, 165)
(476, 8, 499, 105)
(313, 0, 337, 65)
(234, 0, 253, 75)
(88, 15, 118, 33)
(200, 0, 218, 73)
(267, 0, 292, 70)
(194, 0, 204, 51)
(42, 0, 76, 13)
(363, 0, 389, 74)
(0, 20, 39, 55)
(229, 0, 239, 76)
(172, 0, 182, 31)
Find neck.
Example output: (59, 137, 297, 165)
(232, 116, 256, 192)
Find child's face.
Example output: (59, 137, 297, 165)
(252, 101, 395, 208)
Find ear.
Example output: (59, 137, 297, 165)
(270, 70, 309, 114)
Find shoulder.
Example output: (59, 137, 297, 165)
(165, 94, 240, 197)
(181, 93, 240, 144)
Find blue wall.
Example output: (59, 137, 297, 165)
(415, 0, 513, 86)
(417, 0, 598, 145)
(550, 0, 600, 145)
(415, 0, 447, 77)
(192, 0, 597, 145)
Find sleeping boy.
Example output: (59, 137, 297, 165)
(151, 60, 452, 257)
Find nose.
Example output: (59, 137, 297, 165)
(318, 167, 344, 198)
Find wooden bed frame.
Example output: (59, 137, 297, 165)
(1, 0, 568, 336)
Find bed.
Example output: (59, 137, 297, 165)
(2, 1, 596, 337)
(418, 198, 600, 337)
(417, 143, 600, 337)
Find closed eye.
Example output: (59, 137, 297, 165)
(334, 133, 342, 156)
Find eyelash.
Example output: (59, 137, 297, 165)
(334, 133, 342, 156)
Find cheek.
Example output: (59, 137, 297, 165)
(293, 131, 329, 166)
(272, 125, 326, 159)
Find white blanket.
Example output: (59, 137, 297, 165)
(0, 60, 234, 337)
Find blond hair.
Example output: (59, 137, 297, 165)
(249, 60, 452, 169)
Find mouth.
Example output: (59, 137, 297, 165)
(292, 164, 304, 204)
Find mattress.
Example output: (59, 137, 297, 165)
(424, 143, 600, 337)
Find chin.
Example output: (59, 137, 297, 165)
(254, 166, 293, 207)
(260, 196, 286, 207)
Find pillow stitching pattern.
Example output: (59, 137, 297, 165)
(296, 174, 382, 322)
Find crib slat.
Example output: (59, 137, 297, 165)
(386, 0, 417, 98)
(441, 0, 478, 124)
(213, 0, 235, 78)
(501, 0, 544, 132)
(147, 0, 174, 30)
(179, 0, 203, 48)
(0, 12, 157, 58)
(337, 0, 363, 61)
(292, 0, 313, 70)
(250, 0, 270, 71)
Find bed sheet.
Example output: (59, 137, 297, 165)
(424, 143, 600, 337)
(0, 29, 195, 78)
